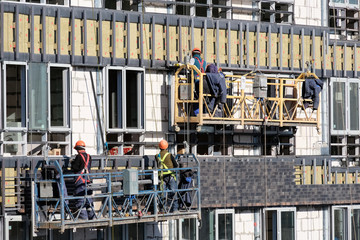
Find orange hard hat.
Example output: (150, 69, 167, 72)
(74, 140, 86, 150)
(159, 139, 168, 150)
(192, 48, 201, 54)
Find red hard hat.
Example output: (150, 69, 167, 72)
(159, 139, 168, 150)
(192, 48, 201, 54)
(74, 140, 86, 149)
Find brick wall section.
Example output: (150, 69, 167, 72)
(200, 159, 360, 208)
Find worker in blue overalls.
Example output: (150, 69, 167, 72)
(71, 140, 95, 220)
(156, 139, 179, 213)
(189, 48, 207, 116)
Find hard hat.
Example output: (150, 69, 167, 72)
(192, 48, 201, 54)
(159, 139, 168, 150)
(74, 140, 86, 150)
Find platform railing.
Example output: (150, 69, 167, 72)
(174, 64, 321, 130)
(32, 154, 200, 232)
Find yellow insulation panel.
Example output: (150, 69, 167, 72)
(315, 166, 324, 184)
(18, 14, 29, 53)
(357, 47, 360, 72)
(248, 32, 256, 66)
(181, 26, 191, 59)
(293, 35, 300, 69)
(193, 28, 203, 55)
(60, 18, 70, 55)
(154, 24, 164, 60)
(3, 13, 14, 52)
(345, 46, 353, 71)
(102, 20, 111, 58)
(270, 33, 277, 67)
(282, 34, 290, 68)
(142, 23, 151, 60)
(33, 15, 42, 54)
(73, 19, 82, 56)
(230, 30, 238, 65)
(258, 32, 267, 67)
(314, 36, 322, 69)
(2, 12, 359, 73)
(46, 17, 56, 55)
(206, 29, 215, 64)
(86, 20, 97, 57)
(168, 26, 178, 62)
(303, 36, 311, 64)
(335, 46, 343, 71)
(2, 168, 17, 205)
(304, 166, 312, 184)
(114, 21, 125, 59)
(218, 29, 226, 64)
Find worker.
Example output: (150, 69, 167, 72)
(71, 140, 95, 220)
(156, 139, 179, 213)
(190, 48, 207, 116)
(189, 48, 207, 80)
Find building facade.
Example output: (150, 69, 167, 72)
(1, 0, 360, 239)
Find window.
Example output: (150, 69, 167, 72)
(2, 62, 27, 156)
(4, 215, 28, 240)
(215, 209, 234, 240)
(106, 67, 145, 156)
(49, 66, 70, 129)
(113, 224, 144, 240)
(0, 0, 69, 5)
(332, 206, 360, 240)
(331, 78, 360, 135)
(264, 208, 296, 240)
(329, 0, 360, 39)
(255, 0, 294, 24)
(178, 218, 198, 240)
(1, 62, 71, 156)
(106, 67, 145, 131)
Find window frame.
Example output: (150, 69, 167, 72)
(215, 209, 235, 240)
(47, 63, 71, 131)
(178, 218, 199, 240)
(331, 205, 360, 240)
(4, 215, 29, 240)
(329, 0, 359, 9)
(330, 78, 360, 135)
(0, 0, 70, 7)
(3, 61, 28, 131)
(105, 66, 145, 133)
(263, 207, 297, 240)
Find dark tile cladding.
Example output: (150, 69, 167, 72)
(200, 160, 360, 208)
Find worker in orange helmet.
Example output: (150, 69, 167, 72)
(71, 140, 95, 220)
(156, 139, 179, 212)
(189, 48, 207, 80)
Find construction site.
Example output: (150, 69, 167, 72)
(1, 0, 360, 239)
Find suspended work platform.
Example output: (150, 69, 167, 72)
(32, 154, 200, 232)
(174, 65, 321, 130)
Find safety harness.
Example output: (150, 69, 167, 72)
(75, 153, 91, 184)
(157, 152, 176, 180)
(194, 56, 205, 73)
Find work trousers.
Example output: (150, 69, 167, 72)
(74, 180, 95, 220)
(161, 175, 179, 212)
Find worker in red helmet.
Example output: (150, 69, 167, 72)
(190, 48, 207, 80)
(71, 140, 95, 220)
(156, 139, 179, 213)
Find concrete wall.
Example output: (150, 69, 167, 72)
(71, 68, 98, 155)
(294, 0, 323, 26)
(235, 210, 254, 240)
(232, 0, 254, 21)
(297, 207, 324, 240)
